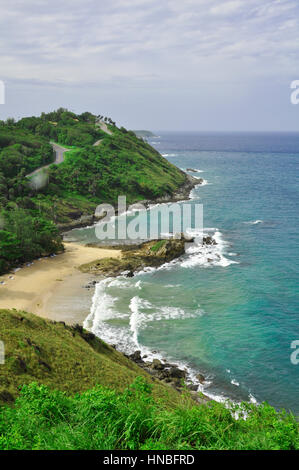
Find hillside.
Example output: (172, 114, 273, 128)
(0, 309, 298, 450)
(0, 109, 188, 274)
(0, 309, 183, 406)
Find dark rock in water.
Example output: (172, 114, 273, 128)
(142, 354, 148, 359)
(126, 270, 134, 278)
(203, 236, 217, 246)
(196, 373, 205, 383)
(186, 168, 197, 172)
(169, 366, 186, 379)
(130, 350, 142, 362)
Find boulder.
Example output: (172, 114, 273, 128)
(169, 366, 186, 379)
(196, 373, 205, 384)
(151, 359, 164, 370)
(130, 350, 142, 362)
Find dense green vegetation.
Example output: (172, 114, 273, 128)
(50, 126, 185, 204)
(0, 377, 298, 450)
(0, 109, 186, 274)
(0, 309, 298, 450)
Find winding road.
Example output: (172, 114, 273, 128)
(26, 142, 70, 178)
(26, 120, 112, 179)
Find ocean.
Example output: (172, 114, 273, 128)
(67, 132, 299, 413)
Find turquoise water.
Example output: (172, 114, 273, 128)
(70, 133, 299, 413)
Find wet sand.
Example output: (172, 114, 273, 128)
(0, 243, 121, 324)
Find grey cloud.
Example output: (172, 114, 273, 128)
(0, 0, 298, 130)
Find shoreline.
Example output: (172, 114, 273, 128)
(58, 173, 200, 233)
(0, 243, 121, 322)
(0, 177, 212, 402)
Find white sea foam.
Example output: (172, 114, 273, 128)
(84, 276, 256, 406)
(243, 220, 263, 225)
(196, 178, 209, 185)
(189, 182, 205, 199)
(83, 194, 241, 407)
(180, 229, 239, 269)
(181, 168, 204, 173)
(249, 393, 258, 404)
(162, 153, 177, 157)
(231, 379, 240, 387)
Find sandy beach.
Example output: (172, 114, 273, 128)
(0, 243, 121, 324)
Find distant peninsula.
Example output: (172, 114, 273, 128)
(133, 130, 156, 138)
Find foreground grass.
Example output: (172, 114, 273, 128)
(0, 377, 298, 450)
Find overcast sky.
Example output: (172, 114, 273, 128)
(0, 0, 299, 131)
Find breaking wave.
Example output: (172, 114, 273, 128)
(243, 220, 263, 225)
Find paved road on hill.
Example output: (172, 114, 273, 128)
(26, 142, 69, 178)
(26, 122, 113, 178)
(96, 120, 113, 135)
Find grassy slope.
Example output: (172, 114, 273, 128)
(1, 378, 297, 450)
(0, 309, 298, 450)
(0, 309, 184, 407)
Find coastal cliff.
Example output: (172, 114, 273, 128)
(0, 108, 194, 274)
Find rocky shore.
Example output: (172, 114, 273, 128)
(124, 350, 210, 404)
(80, 234, 218, 403)
(59, 173, 200, 233)
(68, 174, 210, 403)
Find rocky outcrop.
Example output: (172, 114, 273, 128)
(79, 237, 191, 276)
(126, 351, 209, 401)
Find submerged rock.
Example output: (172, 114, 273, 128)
(203, 236, 217, 246)
(196, 373, 205, 384)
